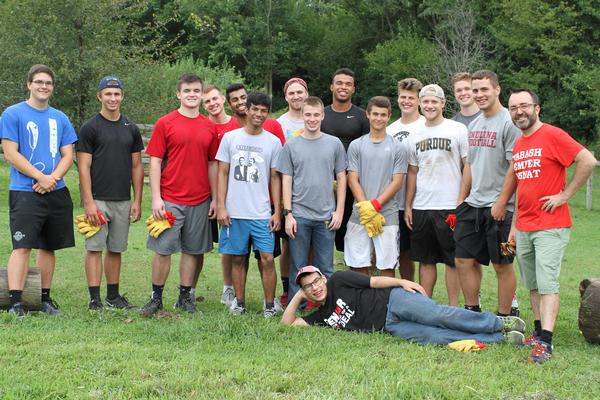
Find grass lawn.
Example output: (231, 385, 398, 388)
(0, 163, 599, 399)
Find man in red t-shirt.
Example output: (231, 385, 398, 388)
(141, 73, 218, 316)
(495, 88, 596, 364)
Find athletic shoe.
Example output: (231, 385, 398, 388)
(174, 293, 196, 313)
(220, 287, 235, 307)
(229, 298, 247, 315)
(8, 302, 25, 317)
(41, 298, 61, 316)
(88, 299, 104, 311)
(140, 295, 163, 317)
(529, 341, 553, 364)
(304, 300, 321, 311)
(510, 307, 520, 317)
(263, 299, 284, 318)
(498, 315, 526, 333)
(523, 335, 541, 348)
(106, 295, 136, 310)
(504, 330, 525, 346)
(279, 292, 289, 307)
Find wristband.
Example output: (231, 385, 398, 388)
(370, 199, 382, 212)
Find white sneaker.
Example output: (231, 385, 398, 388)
(263, 299, 283, 318)
(229, 298, 247, 315)
(221, 287, 235, 307)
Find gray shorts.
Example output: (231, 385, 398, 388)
(147, 199, 213, 256)
(86, 200, 131, 253)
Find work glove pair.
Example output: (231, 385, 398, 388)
(75, 211, 107, 238)
(146, 211, 176, 238)
(501, 238, 516, 257)
(447, 339, 487, 352)
(445, 213, 457, 230)
(356, 200, 386, 238)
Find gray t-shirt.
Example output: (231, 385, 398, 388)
(347, 134, 407, 225)
(452, 110, 481, 127)
(465, 108, 521, 210)
(277, 133, 347, 221)
(216, 127, 282, 219)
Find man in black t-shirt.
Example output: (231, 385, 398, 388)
(321, 68, 370, 252)
(77, 76, 144, 310)
(282, 266, 526, 345)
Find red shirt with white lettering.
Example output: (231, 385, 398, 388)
(512, 123, 583, 231)
(146, 111, 218, 205)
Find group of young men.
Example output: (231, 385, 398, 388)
(1, 64, 596, 365)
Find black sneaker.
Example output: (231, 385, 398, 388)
(140, 296, 163, 317)
(88, 299, 104, 311)
(41, 298, 61, 316)
(106, 295, 136, 310)
(9, 302, 26, 317)
(510, 306, 520, 317)
(174, 293, 196, 313)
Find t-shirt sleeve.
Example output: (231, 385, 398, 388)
(59, 113, 78, 147)
(334, 139, 348, 174)
(265, 119, 286, 145)
(215, 134, 230, 163)
(360, 111, 370, 135)
(393, 139, 408, 174)
(270, 140, 283, 169)
(276, 143, 293, 176)
(458, 124, 469, 159)
(0, 108, 18, 141)
(208, 122, 219, 161)
(347, 141, 360, 172)
(131, 124, 144, 153)
(407, 136, 418, 166)
(503, 121, 521, 160)
(336, 270, 371, 288)
(550, 128, 585, 167)
(146, 119, 167, 159)
(77, 122, 95, 154)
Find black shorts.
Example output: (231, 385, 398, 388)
(410, 209, 455, 266)
(454, 203, 515, 265)
(9, 188, 75, 250)
(398, 210, 411, 252)
(335, 191, 355, 252)
(211, 218, 219, 243)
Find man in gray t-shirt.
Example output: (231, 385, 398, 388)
(278, 96, 347, 301)
(454, 70, 521, 317)
(451, 72, 482, 128)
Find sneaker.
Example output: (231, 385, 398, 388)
(229, 298, 247, 315)
(510, 307, 520, 317)
(174, 293, 196, 313)
(529, 341, 553, 364)
(8, 302, 25, 317)
(279, 292, 289, 307)
(140, 295, 163, 317)
(504, 330, 525, 346)
(498, 315, 526, 333)
(106, 295, 136, 310)
(523, 335, 541, 348)
(88, 299, 104, 311)
(41, 298, 61, 316)
(220, 287, 235, 307)
(263, 299, 284, 318)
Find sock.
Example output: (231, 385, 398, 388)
(497, 312, 509, 317)
(152, 284, 164, 300)
(223, 285, 233, 293)
(9, 290, 23, 305)
(533, 320, 542, 336)
(540, 329, 553, 347)
(88, 286, 101, 301)
(281, 277, 289, 293)
(179, 285, 191, 297)
(237, 299, 245, 308)
(465, 304, 481, 312)
(265, 301, 275, 309)
(106, 284, 119, 299)
(41, 288, 51, 302)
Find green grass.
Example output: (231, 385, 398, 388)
(1, 164, 600, 399)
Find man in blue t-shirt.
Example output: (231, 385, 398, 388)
(0, 64, 78, 317)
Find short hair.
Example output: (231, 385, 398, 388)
(331, 67, 355, 83)
(451, 72, 472, 88)
(226, 83, 246, 102)
(176, 73, 203, 91)
(471, 70, 499, 87)
(509, 88, 540, 105)
(246, 92, 271, 111)
(366, 96, 392, 114)
(397, 78, 423, 94)
(301, 96, 324, 112)
(27, 64, 55, 83)
(202, 84, 222, 94)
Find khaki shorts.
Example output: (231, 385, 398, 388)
(344, 221, 399, 270)
(86, 200, 131, 253)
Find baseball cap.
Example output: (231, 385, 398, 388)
(295, 265, 323, 285)
(98, 76, 123, 91)
(419, 84, 445, 99)
(284, 77, 308, 95)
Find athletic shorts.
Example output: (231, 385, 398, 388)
(147, 199, 213, 255)
(219, 219, 275, 255)
(85, 200, 131, 253)
(9, 188, 74, 250)
(454, 203, 514, 265)
(211, 218, 219, 243)
(398, 210, 411, 252)
(343, 221, 399, 270)
(410, 209, 455, 266)
(516, 228, 570, 294)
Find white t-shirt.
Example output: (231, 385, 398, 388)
(406, 118, 469, 210)
(277, 112, 304, 140)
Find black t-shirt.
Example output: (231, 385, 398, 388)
(302, 271, 392, 332)
(321, 105, 370, 151)
(77, 113, 144, 201)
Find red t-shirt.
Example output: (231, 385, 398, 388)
(146, 110, 218, 205)
(215, 118, 239, 145)
(512, 123, 583, 231)
(226, 118, 286, 145)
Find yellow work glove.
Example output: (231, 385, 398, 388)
(447, 340, 487, 352)
(145, 211, 176, 238)
(365, 213, 386, 237)
(356, 201, 378, 225)
(75, 212, 106, 238)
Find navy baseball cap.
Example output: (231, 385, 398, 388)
(295, 265, 323, 285)
(98, 76, 123, 91)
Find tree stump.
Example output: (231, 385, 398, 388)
(0, 267, 42, 310)
(579, 278, 600, 344)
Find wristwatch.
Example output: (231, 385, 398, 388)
(282, 208, 292, 217)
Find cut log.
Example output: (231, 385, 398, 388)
(0, 267, 42, 310)
(579, 278, 600, 344)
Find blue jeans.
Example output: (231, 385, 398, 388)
(384, 288, 504, 345)
(288, 216, 335, 299)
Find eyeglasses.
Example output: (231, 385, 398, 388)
(508, 103, 536, 113)
(32, 80, 54, 87)
(301, 275, 323, 291)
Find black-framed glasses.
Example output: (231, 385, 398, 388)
(508, 103, 536, 113)
(301, 275, 323, 291)
(32, 80, 54, 86)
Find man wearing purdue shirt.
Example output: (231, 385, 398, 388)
(321, 68, 370, 251)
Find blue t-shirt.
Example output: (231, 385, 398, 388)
(0, 101, 77, 191)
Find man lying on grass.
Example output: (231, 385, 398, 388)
(281, 266, 526, 345)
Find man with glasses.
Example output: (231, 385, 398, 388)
(1, 64, 78, 317)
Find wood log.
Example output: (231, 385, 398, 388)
(0, 267, 42, 310)
(579, 278, 600, 344)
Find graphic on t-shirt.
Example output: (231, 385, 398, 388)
(513, 147, 542, 180)
(233, 148, 264, 183)
(391, 130, 410, 142)
(26, 118, 59, 175)
(415, 137, 452, 153)
(324, 298, 355, 328)
(469, 128, 497, 148)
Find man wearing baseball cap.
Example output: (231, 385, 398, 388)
(77, 75, 144, 310)
(282, 266, 526, 346)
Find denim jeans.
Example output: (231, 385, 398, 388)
(288, 216, 335, 299)
(384, 288, 504, 344)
